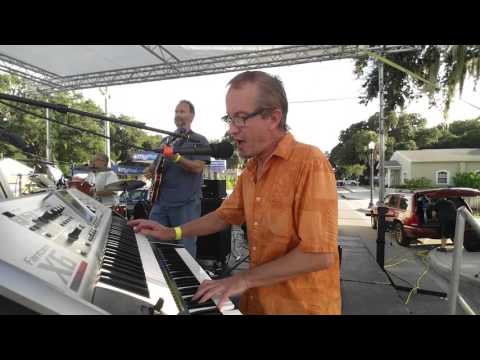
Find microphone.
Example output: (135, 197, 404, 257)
(160, 141, 234, 160)
(0, 128, 32, 153)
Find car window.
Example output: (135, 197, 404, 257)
(387, 195, 398, 208)
(383, 195, 391, 206)
(399, 197, 409, 210)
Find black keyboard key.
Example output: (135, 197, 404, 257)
(98, 274, 149, 298)
(99, 269, 147, 288)
(192, 308, 223, 315)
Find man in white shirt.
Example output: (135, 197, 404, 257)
(85, 153, 119, 206)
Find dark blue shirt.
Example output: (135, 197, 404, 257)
(153, 129, 210, 207)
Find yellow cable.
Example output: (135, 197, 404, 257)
(384, 258, 412, 268)
(405, 251, 431, 305)
(384, 250, 413, 267)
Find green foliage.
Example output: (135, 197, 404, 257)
(226, 176, 236, 190)
(109, 114, 163, 163)
(453, 171, 480, 189)
(329, 110, 429, 176)
(398, 177, 433, 189)
(0, 73, 165, 175)
(342, 164, 366, 179)
(355, 45, 480, 118)
(330, 114, 480, 181)
(414, 127, 442, 148)
(394, 140, 417, 150)
(449, 119, 480, 136)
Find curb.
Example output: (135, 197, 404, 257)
(428, 251, 480, 289)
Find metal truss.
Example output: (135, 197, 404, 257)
(0, 52, 64, 90)
(0, 45, 421, 93)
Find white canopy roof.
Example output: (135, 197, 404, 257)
(0, 158, 33, 176)
(0, 45, 419, 92)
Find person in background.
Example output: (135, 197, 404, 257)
(434, 197, 457, 252)
(145, 100, 209, 258)
(85, 152, 119, 206)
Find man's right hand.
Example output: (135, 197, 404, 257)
(127, 219, 176, 240)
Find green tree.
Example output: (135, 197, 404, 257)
(49, 92, 106, 173)
(329, 111, 428, 172)
(449, 118, 480, 136)
(109, 114, 163, 163)
(453, 171, 480, 189)
(0, 73, 166, 174)
(342, 164, 366, 180)
(457, 128, 480, 148)
(415, 127, 442, 149)
(355, 45, 480, 118)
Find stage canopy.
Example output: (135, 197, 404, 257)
(0, 45, 420, 93)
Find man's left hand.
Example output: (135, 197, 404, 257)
(161, 144, 176, 159)
(191, 275, 250, 309)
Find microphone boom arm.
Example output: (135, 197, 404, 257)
(0, 92, 187, 139)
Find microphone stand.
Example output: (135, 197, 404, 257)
(0, 92, 188, 140)
(218, 255, 250, 278)
(0, 98, 194, 155)
(218, 224, 250, 278)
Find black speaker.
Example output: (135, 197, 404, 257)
(197, 197, 231, 262)
(201, 179, 227, 198)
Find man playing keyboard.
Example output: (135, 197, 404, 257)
(128, 71, 340, 315)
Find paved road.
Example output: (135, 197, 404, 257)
(338, 186, 478, 315)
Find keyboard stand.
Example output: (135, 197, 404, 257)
(218, 255, 250, 278)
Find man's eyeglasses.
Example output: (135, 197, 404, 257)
(221, 108, 270, 128)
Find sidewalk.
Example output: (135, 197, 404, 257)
(340, 196, 452, 314)
(339, 234, 410, 314)
(429, 248, 480, 287)
(338, 197, 409, 314)
(339, 191, 480, 314)
(428, 247, 480, 312)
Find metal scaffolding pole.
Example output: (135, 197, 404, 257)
(100, 87, 111, 165)
(46, 107, 51, 162)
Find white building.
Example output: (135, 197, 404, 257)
(385, 148, 480, 187)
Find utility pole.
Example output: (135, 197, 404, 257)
(376, 49, 387, 269)
(368, 141, 375, 208)
(378, 59, 385, 207)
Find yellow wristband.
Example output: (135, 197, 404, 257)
(174, 226, 182, 240)
(173, 154, 182, 163)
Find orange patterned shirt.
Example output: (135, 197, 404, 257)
(216, 133, 340, 315)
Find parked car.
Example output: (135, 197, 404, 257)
(336, 179, 359, 186)
(344, 179, 359, 186)
(367, 187, 480, 251)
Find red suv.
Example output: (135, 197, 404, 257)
(368, 188, 480, 251)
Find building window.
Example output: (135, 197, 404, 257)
(436, 170, 449, 185)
